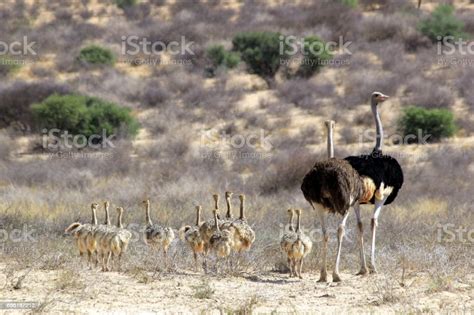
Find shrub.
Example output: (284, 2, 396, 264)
(297, 36, 332, 77)
(363, 15, 403, 42)
(114, 0, 136, 9)
(398, 107, 456, 143)
(404, 78, 454, 109)
(206, 45, 240, 70)
(232, 32, 287, 77)
(341, 0, 358, 8)
(419, 4, 465, 42)
(78, 45, 115, 66)
(31, 94, 139, 140)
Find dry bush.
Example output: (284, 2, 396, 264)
(0, 132, 12, 161)
(362, 14, 404, 42)
(70, 69, 142, 107)
(138, 79, 172, 108)
(458, 10, 474, 35)
(456, 69, 474, 112)
(0, 81, 71, 129)
(343, 70, 398, 107)
(404, 77, 454, 108)
(258, 147, 315, 195)
(277, 79, 335, 111)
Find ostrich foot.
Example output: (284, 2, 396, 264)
(318, 271, 328, 283)
(356, 267, 369, 276)
(332, 273, 342, 282)
(368, 264, 378, 274)
(298, 274, 303, 280)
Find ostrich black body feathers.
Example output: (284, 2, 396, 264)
(301, 159, 363, 216)
(344, 149, 403, 205)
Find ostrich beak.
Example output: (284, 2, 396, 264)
(379, 94, 389, 102)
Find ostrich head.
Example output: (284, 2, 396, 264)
(324, 120, 335, 129)
(371, 92, 389, 105)
(225, 191, 233, 199)
(287, 208, 294, 232)
(142, 199, 150, 206)
(91, 203, 99, 210)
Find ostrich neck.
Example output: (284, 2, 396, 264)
(104, 205, 110, 225)
(117, 211, 123, 228)
(196, 208, 201, 226)
(214, 197, 219, 210)
(288, 213, 294, 232)
(145, 204, 152, 226)
(327, 124, 334, 159)
(296, 213, 301, 233)
(225, 198, 232, 218)
(213, 212, 219, 231)
(91, 208, 97, 225)
(371, 99, 383, 152)
(240, 200, 245, 220)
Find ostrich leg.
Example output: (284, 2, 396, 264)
(333, 211, 350, 282)
(354, 203, 368, 275)
(316, 205, 328, 282)
(369, 195, 389, 273)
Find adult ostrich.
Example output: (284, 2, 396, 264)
(301, 120, 363, 282)
(344, 92, 404, 274)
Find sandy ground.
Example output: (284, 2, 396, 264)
(0, 260, 472, 314)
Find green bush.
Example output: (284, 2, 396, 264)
(32, 94, 139, 140)
(206, 45, 240, 70)
(297, 36, 333, 77)
(232, 31, 288, 77)
(78, 45, 115, 66)
(419, 4, 465, 42)
(114, 0, 136, 9)
(398, 106, 456, 143)
(341, 0, 358, 8)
